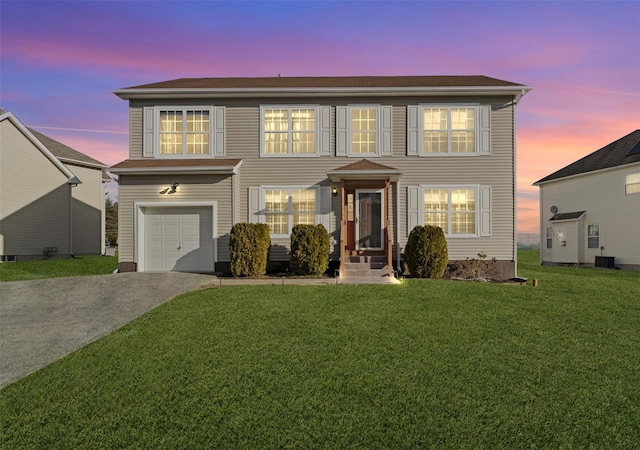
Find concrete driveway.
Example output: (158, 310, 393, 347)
(0, 272, 216, 389)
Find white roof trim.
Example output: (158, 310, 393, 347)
(109, 164, 241, 176)
(326, 169, 403, 183)
(0, 111, 82, 185)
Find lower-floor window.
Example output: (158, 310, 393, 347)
(587, 224, 600, 249)
(546, 227, 553, 249)
(423, 186, 476, 235)
(264, 188, 316, 235)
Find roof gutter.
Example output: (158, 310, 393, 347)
(114, 85, 532, 100)
(109, 164, 241, 176)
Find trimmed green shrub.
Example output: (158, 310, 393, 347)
(403, 225, 448, 278)
(229, 223, 271, 277)
(290, 224, 330, 276)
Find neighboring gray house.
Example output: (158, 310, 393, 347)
(534, 130, 640, 270)
(0, 111, 108, 261)
(110, 75, 531, 279)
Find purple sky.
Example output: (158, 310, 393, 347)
(2, 1, 639, 233)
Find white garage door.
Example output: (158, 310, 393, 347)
(144, 207, 215, 272)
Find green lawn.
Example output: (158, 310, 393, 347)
(1, 251, 639, 448)
(0, 254, 118, 281)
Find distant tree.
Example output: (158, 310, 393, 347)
(105, 195, 118, 246)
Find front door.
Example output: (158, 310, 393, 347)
(355, 189, 384, 250)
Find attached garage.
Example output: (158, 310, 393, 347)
(135, 203, 217, 272)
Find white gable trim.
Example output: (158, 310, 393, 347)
(1, 112, 81, 184)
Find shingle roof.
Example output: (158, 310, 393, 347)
(119, 75, 527, 90)
(28, 128, 107, 168)
(109, 158, 242, 174)
(534, 130, 640, 185)
(332, 159, 398, 172)
(549, 211, 586, 221)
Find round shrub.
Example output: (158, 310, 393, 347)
(290, 224, 330, 276)
(403, 225, 448, 278)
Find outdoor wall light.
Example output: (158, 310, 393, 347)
(332, 187, 338, 197)
(160, 183, 180, 195)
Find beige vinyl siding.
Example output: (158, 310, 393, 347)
(117, 174, 234, 264)
(129, 106, 143, 159)
(0, 119, 72, 256)
(124, 95, 517, 264)
(539, 165, 640, 268)
(68, 164, 105, 254)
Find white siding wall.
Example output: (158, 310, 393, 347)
(68, 164, 105, 255)
(1, 119, 71, 257)
(539, 165, 640, 267)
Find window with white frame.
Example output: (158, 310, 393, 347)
(587, 224, 600, 249)
(263, 188, 317, 235)
(351, 107, 378, 154)
(625, 172, 640, 194)
(262, 107, 318, 156)
(159, 109, 211, 155)
(546, 227, 553, 249)
(423, 106, 476, 153)
(423, 187, 477, 235)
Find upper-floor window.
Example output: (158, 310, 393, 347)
(336, 105, 392, 157)
(625, 172, 640, 194)
(261, 106, 319, 157)
(587, 224, 600, 249)
(423, 107, 475, 153)
(407, 104, 490, 156)
(351, 107, 378, 154)
(143, 106, 223, 158)
(159, 110, 210, 155)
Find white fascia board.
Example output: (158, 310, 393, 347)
(326, 169, 403, 183)
(1, 111, 81, 184)
(110, 164, 241, 176)
(533, 161, 640, 186)
(114, 85, 532, 100)
(59, 157, 108, 170)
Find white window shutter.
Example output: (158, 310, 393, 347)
(407, 185, 419, 234)
(317, 186, 332, 231)
(406, 105, 419, 156)
(319, 106, 331, 156)
(143, 107, 155, 157)
(336, 106, 348, 156)
(479, 105, 491, 155)
(214, 107, 225, 157)
(380, 105, 393, 156)
(249, 187, 261, 223)
(479, 185, 492, 236)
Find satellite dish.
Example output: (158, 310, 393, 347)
(550, 206, 558, 214)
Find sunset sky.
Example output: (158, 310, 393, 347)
(2, 1, 639, 234)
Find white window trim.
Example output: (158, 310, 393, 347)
(625, 172, 640, 195)
(587, 224, 600, 249)
(546, 226, 553, 249)
(260, 105, 321, 157)
(419, 184, 481, 238)
(258, 185, 321, 237)
(347, 104, 382, 157)
(416, 104, 481, 156)
(151, 106, 217, 158)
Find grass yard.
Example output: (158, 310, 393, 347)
(0, 254, 118, 281)
(1, 251, 639, 448)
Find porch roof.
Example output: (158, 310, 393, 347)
(549, 211, 586, 222)
(326, 159, 403, 182)
(109, 158, 242, 175)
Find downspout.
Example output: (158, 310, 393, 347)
(68, 176, 81, 258)
(396, 180, 401, 274)
(512, 97, 518, 276)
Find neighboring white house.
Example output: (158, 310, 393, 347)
(0, 111, 109, 261)
(534, 130, 640, 270)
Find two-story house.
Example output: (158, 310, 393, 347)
(110, 76, 531, 279)
(534, 130, 640, 270)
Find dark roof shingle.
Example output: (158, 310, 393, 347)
(535, 130, 640, 184)
(28, 128, 106, 168)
